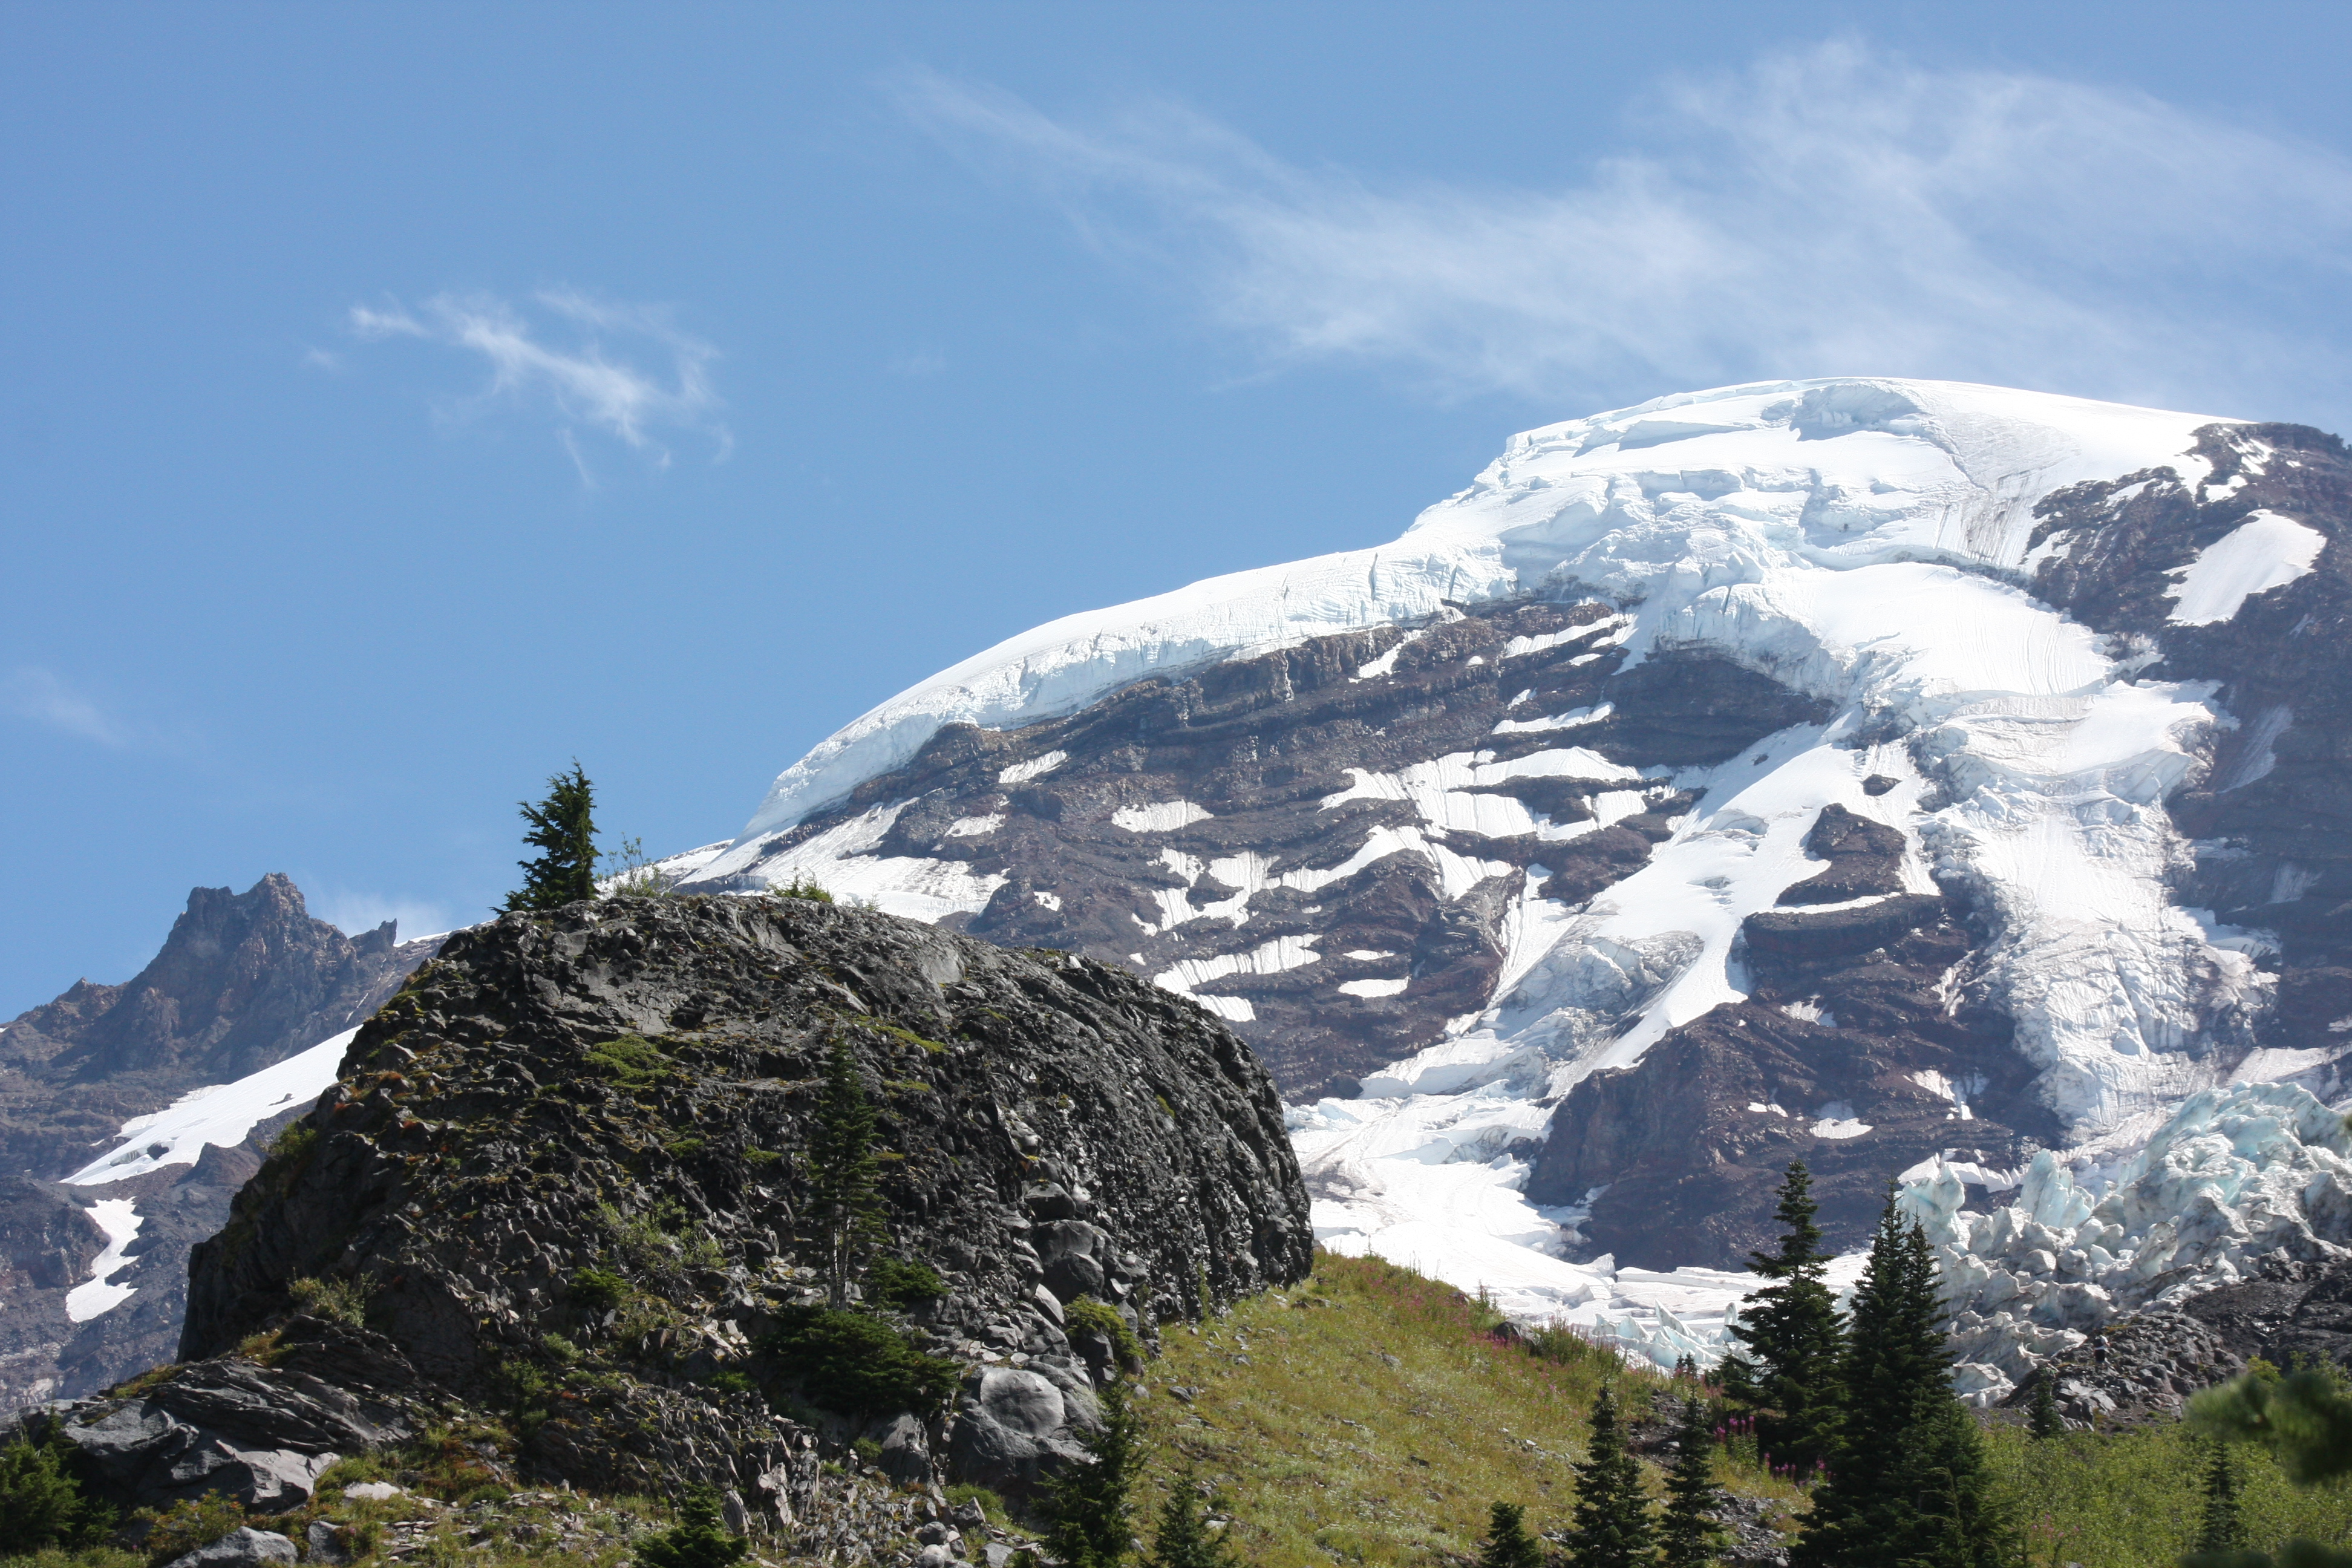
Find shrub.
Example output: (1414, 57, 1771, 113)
(769, 875, 834, 904)
(1066, 1296, 1143, 1368)
(0, 1430, 115, 1552)
(665, 1135, 709, 1159)
(759, 1304, 959, 1417)
(743, 1148, 783, 1166)
(601, 836, 678, 898)
(868, 1256, 949, 1308)
(947, 1485, 1010, 1529)
(141, 1494, 246, 1565)
(289, 1273, 375, 1326)
(637, 1485, 747, 1568)
(852, 1437, 884, 1468)
(570, 1267, 630, 1312)
(585, 1034, 670, 1087)
(541, 1331, 581, 1364)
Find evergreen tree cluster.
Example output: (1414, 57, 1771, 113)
(1495, 1161, 2014, 1568)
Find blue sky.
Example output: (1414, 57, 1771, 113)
(8, 1, 2352, 1013)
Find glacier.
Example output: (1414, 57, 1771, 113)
(701, 376, 2352, 1378)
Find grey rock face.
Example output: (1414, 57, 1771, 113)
(683, 604, 1803, 1097)
(2029, 423, 2352, 1094)
(160, 1527, 298, 1568)
(948, 1367, 1088, 1488)
(18, 1328, 414, 1509)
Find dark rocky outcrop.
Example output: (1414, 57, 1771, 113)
(1998, 1250, 2352, 1428)
(0, 877, 439, 1412)
(8, 894, 1312, 1516)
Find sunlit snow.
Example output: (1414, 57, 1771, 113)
(697, 376, 2352, 1371)
(68, 1028, 359, 1186)
(2165, 510, 2327, 625)
(64, 1198, 145, 1322)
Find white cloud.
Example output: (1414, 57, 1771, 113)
(307, 886, 454, 944)
(893, 42, 2352, 421)
(4, 667, 131, 746)
(349, 289, 728, 469)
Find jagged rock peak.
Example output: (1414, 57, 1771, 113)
(4, 873, 424, 1088)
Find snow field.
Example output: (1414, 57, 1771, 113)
(64, 1198, 145, 1323)
(2166, 511, 2328, 625)
(70, 1027, 360, 1186)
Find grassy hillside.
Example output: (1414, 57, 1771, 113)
(1127, 1252, 1803, 1566)
(18, 1248, 2352, 1568)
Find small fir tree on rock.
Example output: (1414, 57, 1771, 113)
(1659, 1395, 1730, 1568)
(1562, 1383, 1655, 1568)
(1046, 1381, 1146, 1568)
(1145, 1464, 1240, 1568)
(505, 762, 599, 911)
(0, 1431, 115, 1553)
(1477, 1501, 1544, 1568)
(805, 1038, 887, 1308)
(1719, 1160, 1845, 1477)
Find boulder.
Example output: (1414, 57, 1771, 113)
(160, 1527, 298, 1568)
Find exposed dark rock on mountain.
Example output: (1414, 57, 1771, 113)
(2028, 422, 2352, 1085)
(679, 584, 2073, 1263)
(686, 603, 1817, 1100)
(1526, 885, 2056, 1269)
(2, 875, 437, 1180)
(11, 892, 1315, 1517)
(0, 877, 440, 1411)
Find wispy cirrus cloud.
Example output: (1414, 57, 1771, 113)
(4, 667, 132, 747)
(892, 42, 2352, 423)
(347, 288, 729, 479)
(305, 885, 454, 944)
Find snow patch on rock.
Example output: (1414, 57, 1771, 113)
(2166, 511, 2328, 626)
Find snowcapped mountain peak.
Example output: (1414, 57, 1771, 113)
(734, 377, 2230, 845)
(1413, 376, 2229, 576)
(687, 377, 2351, 1378)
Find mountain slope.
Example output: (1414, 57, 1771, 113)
(676, 377, 2352, 1375)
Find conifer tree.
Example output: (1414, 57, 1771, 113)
(505, 762, 599, 911)
(2029, 1367, 2064, 1440)
(1793, 1197, 2012, 1568)
(1562, 1383, 1655, 1568)
(1144, 1465, 1239, 1568)
(2188, 1366, 2352, 1566)
(1045, 1381, 1146, 1568)
(1720, 1160, 1846, 1476)
(2195, 1440, 2247, 1557)
(1477, 1501, 1543, 1568)
(1658, 1396, 1728, 1568)
(805, 1039, 887, 1308)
